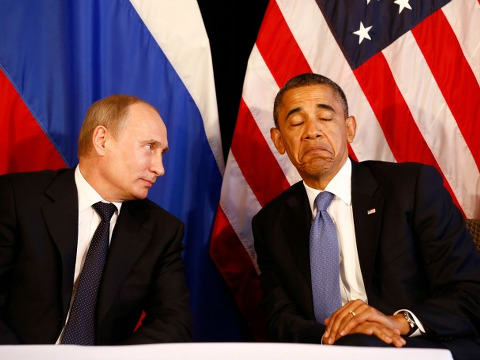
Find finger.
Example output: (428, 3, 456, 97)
(326, 302, 362, 341)
(324, 300, 367, 343)
(338, 304, 379, 337)
(353, 322, 406, 348)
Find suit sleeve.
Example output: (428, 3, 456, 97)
(122, 220, 192, 344)
(409, 165, 480, 338)
(0, 175, 21, 344)
(253, 214, 325, 343)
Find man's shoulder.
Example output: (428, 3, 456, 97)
(357, 160, 436, 180)
(0, 168, 72, 188)
(254, 181, 306, 219)
(359, 160, 426, 171)
(123, 198, 183, 226)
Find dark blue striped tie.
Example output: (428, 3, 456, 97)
(61, 202, 116, 345)
(309, 191, 341, 324)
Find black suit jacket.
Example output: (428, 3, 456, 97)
(0, 168, 191, 344)
(253, 160, 480, 358)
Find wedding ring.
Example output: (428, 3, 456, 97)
(349, 310, 356, 317)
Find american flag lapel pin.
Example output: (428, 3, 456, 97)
(367, 208, 376, 215)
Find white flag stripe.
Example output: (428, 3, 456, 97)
(242, 45, 302, 186)
(277, 0, 396, 163)
(220, 152, 262, 268)
(383, 31, 480, 218)
(129, 0, 225, 173)
(442, 0, 480, 85)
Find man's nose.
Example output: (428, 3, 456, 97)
(150, 153, 165, 177)
(304, 117, 322, 140)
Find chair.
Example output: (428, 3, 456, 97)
(466, 219, 480, 253)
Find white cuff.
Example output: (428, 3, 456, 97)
(394, 309, 425, 337)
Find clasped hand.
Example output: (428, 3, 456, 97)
(322, 300, 407, 347)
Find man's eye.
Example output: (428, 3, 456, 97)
(290, 121, 304, 127)
(145, 144, 153, 150)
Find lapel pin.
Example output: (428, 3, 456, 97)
(367, 208, 376, 215)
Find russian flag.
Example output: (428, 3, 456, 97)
(0, 0, 241, 340)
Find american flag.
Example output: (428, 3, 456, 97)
(210, 0, 480, 339)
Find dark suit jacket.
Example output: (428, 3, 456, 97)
(253, 160, 480, 358)
(0, 168, 191, 344)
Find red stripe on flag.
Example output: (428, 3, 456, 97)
(231, 99, 290, 206)
(348, 144, 358, 162)
(354, 52, 463, 214)
(209, 205, 266, 340)
(256, 0, 311, 87)
(0, 69, 66, 174)
(412, 9, 480, 170)
(354, 53, 433, 163)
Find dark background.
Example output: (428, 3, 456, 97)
(195, 0, 269, 340)
(197, 0, 270, 161)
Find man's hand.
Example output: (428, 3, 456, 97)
(322, 300, 409, 347)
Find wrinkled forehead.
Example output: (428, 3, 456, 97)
(280, 84, 342, 113)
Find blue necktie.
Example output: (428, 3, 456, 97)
(61, 202, 117, 345)
(310, 191, 341, 324)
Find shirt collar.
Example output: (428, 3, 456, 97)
(304, 158, 352, 213)
(75, 165, 122, 213)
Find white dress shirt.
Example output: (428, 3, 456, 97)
(74, 165, 121, 282)
(304, 158, 424, 335)
(56, 165, 122, 343)
(304, 158, 368, 306)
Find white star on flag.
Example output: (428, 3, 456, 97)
(353, 21, 373, 44)
(394, 0, 412, 13)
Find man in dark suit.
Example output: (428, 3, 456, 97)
(0, 94, 191, 345)
(252, 73, 480, 359)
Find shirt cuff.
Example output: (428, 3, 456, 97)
(394, 309, 425, 337)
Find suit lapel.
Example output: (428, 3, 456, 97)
(284, 183, 313, 286)
(97, 201, 151, 323)
(41, 169, 79, 318)
(351, 161, 384, 293)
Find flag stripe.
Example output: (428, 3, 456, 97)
(0, 68, 66, 173)
(412, 11, 480, 168)
(220, 152, 262, 265)
(442, 0, 480, 86)
(129, 0, 225, 174)
(209, 205, 265, 340)
(354, 53, 414, 162)
(411, 9, 480, 171)
(383, 31, 479, 218)
(256, 0, 311, 88)
(242, 46, 303, 186)
(352, 52, 463, 213)
(232, 99, 290, 207)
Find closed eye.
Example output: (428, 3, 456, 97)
(290, 121, 304, 127)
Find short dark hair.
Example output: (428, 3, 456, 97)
(273, 73, 349, 128)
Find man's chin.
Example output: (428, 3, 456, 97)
(299, 160, 336, 177)
(299, 155, 332, 168)
(128, 188, 150, 200)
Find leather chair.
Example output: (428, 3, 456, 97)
(466, 219, 480, 253)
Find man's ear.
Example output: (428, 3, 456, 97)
(92, 126, 109, 156)
(270, 127, 285, 154)
(346, 116, 357, 144)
